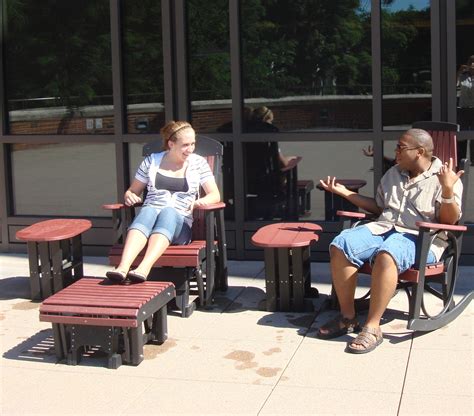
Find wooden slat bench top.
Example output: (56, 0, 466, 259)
(251, 222, 322, 248)
(40, 278, 175, 327)
(16, 219, 92, 242)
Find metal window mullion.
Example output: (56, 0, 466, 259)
(162, 0, 175, 121)
(431, 0, 442, 121)
(229, 0, 245, 258)
(371, 0, 383, 188)
(173, 0, 188, 120)
(110, 0, 128, 198)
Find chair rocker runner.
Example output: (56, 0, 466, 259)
(331, 121, 473, 331)
(104, 135, 228, 317)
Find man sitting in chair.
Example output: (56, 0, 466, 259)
(317, 128, 464, 354)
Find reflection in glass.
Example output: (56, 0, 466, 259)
(187, 0, 232, 134)
(241, 0, 372, 132)
(243, 141, 373, 221)
(456, 0, 474, 223)
(122, 0, 165, 134)
(381, 0, 431, 130)
(11, 143, 116, 216)
(4, 0, 113, 134)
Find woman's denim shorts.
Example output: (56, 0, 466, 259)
(129, 206, 191, 245)
(330, 225, 436, 273)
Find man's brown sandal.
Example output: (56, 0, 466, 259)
(316, 314, 361, 339)
(346, 326, 383, 354)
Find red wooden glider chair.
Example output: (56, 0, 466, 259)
(331, 121, 473, 331)
(104, 136, 228, 317)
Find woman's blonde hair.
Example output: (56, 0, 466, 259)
(160, 120, 193, 150)
(253, 106, 273, 123)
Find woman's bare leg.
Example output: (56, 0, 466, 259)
(130, 233, 171, 278)
(114, 229, 148, 272)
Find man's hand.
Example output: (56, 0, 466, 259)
(437, 158, 464, 190)
(319, 176, 350, 197)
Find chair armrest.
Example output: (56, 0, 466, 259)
(336, 210, 367, 219)
(103, 203, 125, 210)
(102, 202, 143, 211)
(280, 156, 302, 172)
(194, 202, 226, 211)
(416, 221, 467, 232)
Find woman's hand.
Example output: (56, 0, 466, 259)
(319, 176, 350, 197)
(124, 190, 142, 207)
(437, 158, 464, 190)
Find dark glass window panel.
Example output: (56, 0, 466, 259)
(456, 0, 474, 223)
(381, 0, 431, 130)
(243, 140, 373, 221)
(122, 0, 165, 134)
(11, 143, 116, 216)
(4, 0, 113, 135)
(241, 0, 372, 132)
(187, 0, 232, 134)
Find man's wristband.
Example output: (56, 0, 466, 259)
(441, 196, 456, 204)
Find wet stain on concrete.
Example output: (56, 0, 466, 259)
(12, 301, 40, 311)
(263, 347, 281, 356)
(236, 361, 258, 370)
(143, 338, 177, 360)
(256, 367, 281, 377)
(225, 350, 258, 370)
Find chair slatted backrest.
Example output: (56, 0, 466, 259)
(142, 135, 224, 241)
(412, 121, 470, 225)
(412, 121, 459, 168)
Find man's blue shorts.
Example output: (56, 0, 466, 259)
(129, 206, 191, 245)
(330, 225, 436, 273)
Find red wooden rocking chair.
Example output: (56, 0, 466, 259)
(103, 135, 228, 317)
(331, 121, 473, 331)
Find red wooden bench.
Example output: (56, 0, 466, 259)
(39, 277, 175, 369)
(251, 222, 322, 312)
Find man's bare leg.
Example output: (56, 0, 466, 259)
(349, 251, 398, 350)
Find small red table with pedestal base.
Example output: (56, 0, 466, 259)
(16, 219, 92, 300)
(251, 222, 322, 312)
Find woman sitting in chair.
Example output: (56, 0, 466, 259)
(106, 120, 220, 283)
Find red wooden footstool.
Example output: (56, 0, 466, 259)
(39, 277, 175, 369)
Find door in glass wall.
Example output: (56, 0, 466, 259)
(382, 0, 431, 130)
(241, 0, 372, 133)
(122, 0, 165, 134)
(456, 0, 474, 223)
(4, 0, 113, 134)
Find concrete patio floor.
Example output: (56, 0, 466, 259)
(0, 253, 472, 415)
